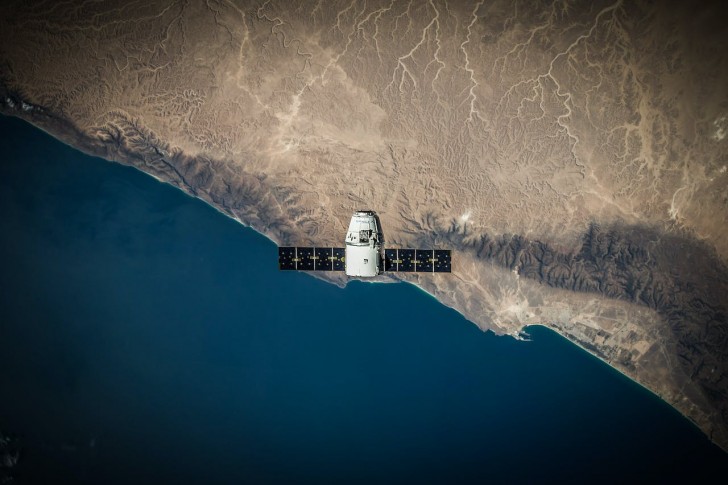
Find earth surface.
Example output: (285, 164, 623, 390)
(1, 0, 727, 450)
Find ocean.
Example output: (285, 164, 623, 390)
(0, 115, 726, 483)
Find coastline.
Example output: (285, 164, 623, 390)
(1, 101, 726, 453)
(523, 323, 708, 432)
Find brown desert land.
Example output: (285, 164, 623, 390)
(1, 0, 728, 450)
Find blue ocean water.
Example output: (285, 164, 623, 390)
(0, 115, 726, 483)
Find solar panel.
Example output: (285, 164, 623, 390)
(296, 247, 315, 270)
(314, 247, 333, 271)
(280, 246, 450, 274)
(415, 249, 434, 272)
(332, 248, 345, 271)
(381, 248, 452, 273)
(434, 250, 451, 272)
(398, 249, 415, 272)
(278, 247, 297, 270)
(384, 249, 398, 272)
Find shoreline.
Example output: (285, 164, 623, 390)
(523, 323, 708, 435)
(1, 104, 725, 452)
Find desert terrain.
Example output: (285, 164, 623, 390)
(1, 0, 727, 449)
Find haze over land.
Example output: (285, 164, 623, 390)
(1, 0, 727, 450)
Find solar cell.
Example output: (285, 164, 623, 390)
(296, 247, 315, 271)
(434, 250, 451, 272)
(314, 247, 333, 271)
(332, 248, 346, 271)
(278, 247, 297, 270)
(384, 249, 398, 272)
(415, 249, 434, 272)
(398, 249, 415, 272)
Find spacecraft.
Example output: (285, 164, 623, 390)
(278, 210, 451, 277)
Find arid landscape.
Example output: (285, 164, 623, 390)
(1, 0, 728, 450)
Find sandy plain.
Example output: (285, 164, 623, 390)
(1, 0, 727, 450)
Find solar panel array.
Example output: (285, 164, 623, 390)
(279, 247, 451, 273)
(278, 247, 345, 271)
(384, 249, 451, 273)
